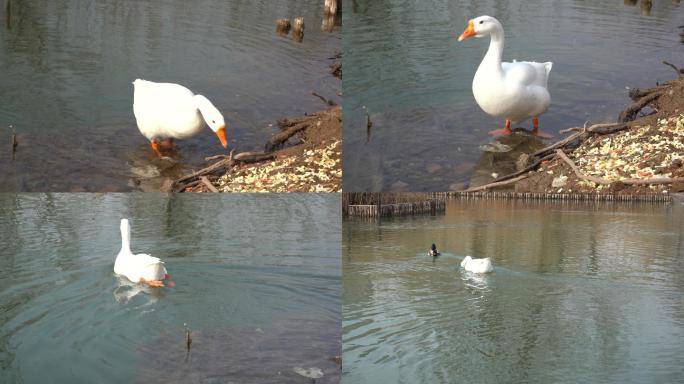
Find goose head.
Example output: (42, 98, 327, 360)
(194, 95, 228, 148)
(458, 15, 502, 41)
(460, 256, 472, 267)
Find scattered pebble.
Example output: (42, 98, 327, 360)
(572, 115, 684, 183)
(293, 367, 324, 379)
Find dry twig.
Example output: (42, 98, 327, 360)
(462, 174, 530, 193)
(200, 176, 219, 192)
(618, 92, 661, 123)
(662, 61, 683, 78)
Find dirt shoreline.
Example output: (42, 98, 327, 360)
(459, 71, 684, 198)
(174, 105, 341, 193)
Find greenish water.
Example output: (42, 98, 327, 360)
(0, 193, 341, 383)
(0, 0, 340, 191)
(343, 200, 684, 383)
(342, 0, 683, 191)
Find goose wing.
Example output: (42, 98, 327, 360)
(502, 61, 552, 88)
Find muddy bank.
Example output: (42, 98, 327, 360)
(173, 106, 341, 193)
(460, 71, 684, 197)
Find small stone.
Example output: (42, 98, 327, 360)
(551, 175, 568, 188)
(293, 367, 324, 379)
(516, 153, 531, 171)
(479, 142, 512, 153)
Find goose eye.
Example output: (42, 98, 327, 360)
(479, 20, 484, 24)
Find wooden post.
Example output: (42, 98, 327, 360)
(324, 0, 338, 16)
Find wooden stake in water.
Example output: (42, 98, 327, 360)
(292, 17, 304, 42)
(185, 323, 192, 351)
(275, 18, 291, 36)
(364, 106, 372, 143)
(5, 0, 11, 30)
(324, 0, 338, 16)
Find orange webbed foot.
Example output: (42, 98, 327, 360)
(532, 117, 553, 139)
(489, 119, 512, 136)
(488, 128, 513, 136)
(150, 140, 163, 158)
(140, 277, 164, 287)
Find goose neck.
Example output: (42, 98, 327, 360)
(482, 28, 505, 72)
(193, 95, 211, 115)
(120, 220, 131, 253)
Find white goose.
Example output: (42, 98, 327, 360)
(114, 218, 169, 287)
(460, 256, 493, 274)
(132, 79, 228, 157)
(459, 16, 552, 138)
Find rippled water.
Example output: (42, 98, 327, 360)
(343, 0, 683, 191)
(343, 200, 684, 383)
(0, 193, 341, 383)
(0, 0, 340, 191)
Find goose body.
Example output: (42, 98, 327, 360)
(132, 79, 228, 157)
(428, 243, 440, 257)
(460, 256, 493, 274)
(459, 16, 552, 137)
(114, 218, 168, 287)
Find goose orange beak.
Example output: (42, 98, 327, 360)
(216, 125, 228, 148)
(458, 20, 476, 41)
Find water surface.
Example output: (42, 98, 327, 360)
(343, 199, 684, 383)
(0, 193, 341, 383)
(0, 0, 340, 191)
(343, 0, 683, 191)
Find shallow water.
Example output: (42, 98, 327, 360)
(0, 193, 341, 383)
(0, 0, 340, 191)
(343, 200, 684, 383)
(342, 0, 683, 191)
